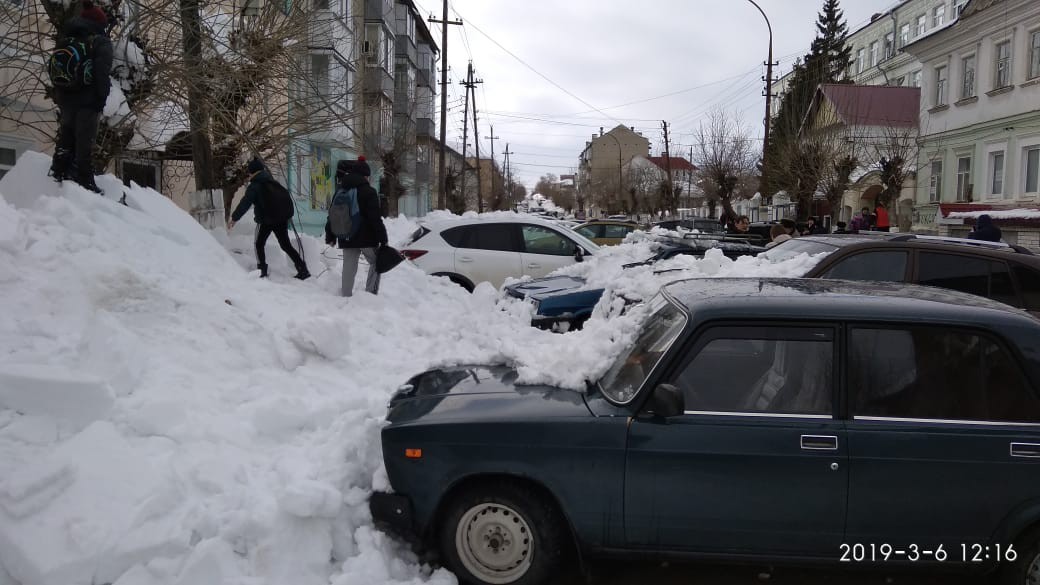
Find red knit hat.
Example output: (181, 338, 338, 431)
(80, 0, 108, 26)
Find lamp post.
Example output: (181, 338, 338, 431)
(601, 131, 623, 214)
(746, 0, 773, 202)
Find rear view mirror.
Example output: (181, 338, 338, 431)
(574, 246, 585, 262)
(647, 384, 684, 418)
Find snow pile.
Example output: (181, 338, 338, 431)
(0, 152, 815, 585)
(948, 209, 1040, 220)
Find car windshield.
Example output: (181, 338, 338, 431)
(761, 238, 839, 263)
(598, 295, 687, 403)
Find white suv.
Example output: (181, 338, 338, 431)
(401, 216, 600, 290)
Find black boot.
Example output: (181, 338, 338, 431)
(49, 150, 72, 182)
(76, 170, 102, 194)
(294, 264, 310, 280)
(258, 263, 269, 278)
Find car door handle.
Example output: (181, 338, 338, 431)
(458, 256, 473, 263)
(527, 263, 541, 269)
(801, 435, 838, 451)
(1011, 442, 1040, 458)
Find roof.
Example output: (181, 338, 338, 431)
(664, 277, 1035, 325)
(646, 156, 696, 172)
(794, 233, 1040, 258)
(809, 84, 921, 129)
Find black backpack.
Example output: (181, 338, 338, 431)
(259, 180, 295, 224)
(48, 35, 96, 90)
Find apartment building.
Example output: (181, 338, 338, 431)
(906, 0, 1040, 246)
(392, 0, 437, 217)
(577, 125, 650, 214)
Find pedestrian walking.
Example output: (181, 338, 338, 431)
(228, 158, 310, 280)
(325, 157, 388, 297)
(48, 0, 113, 193)
(968, 214, 1003, 242)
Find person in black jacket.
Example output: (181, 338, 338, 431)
(49, 1, 114, 193)
(325, 157, 388, 296)
(228, 159, 310, 280)
(968, 214, 1003, 242)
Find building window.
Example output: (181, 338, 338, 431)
(954, 0, 968, 16)
(1030, 31, 1040, 80)
(961, 55, 976, 98)
(311, 53, 330, 98)
(911, 69, 922, 87)
(856, 48, 865, 73)
(884, 32, 895, 59)
(0, 147, 15, 180)
(929, 160, 943, 202)
(933, 4, 945, 27)
(995, 41, 1012, 88)
(956, 156, 972, 201)
(935, 65, 947, 105)
(1025, 147, 1039, 194)
(869, 41, 879, 67)
(900, 23, 911, 47)
(895, 75, 906, 87)
(990, 151, 1005, 196)
(916, 14, 927, 37)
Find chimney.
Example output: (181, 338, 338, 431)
(599, 127, 604, 136)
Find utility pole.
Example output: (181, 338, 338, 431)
(503, 143, 514, 208)
(687, 145, 694, 213)
(429, 4, 462, 210)
(746, 0, 774, 200)
(459, 63, 472, 212)
(460, 63, 484, 212)
(486, 125, 500, 210)
(662, 120, 674, 216)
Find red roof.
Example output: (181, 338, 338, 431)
(647, 156, 696, 172)
(814, 84, 921, 128)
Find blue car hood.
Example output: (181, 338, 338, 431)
(505, 275, 587, 300)
(388, 365, 592, 424)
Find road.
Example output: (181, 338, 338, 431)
(552, 560, 986, 584)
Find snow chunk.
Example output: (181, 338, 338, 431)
(948, 208, 1040, 220)
(0, 364, 114, 431)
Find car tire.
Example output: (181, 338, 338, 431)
(998, 526, 1040, 585)
(439, 482, 565, 585)
(433, 272, 474, 293)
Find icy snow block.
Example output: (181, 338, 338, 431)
(0, 422, 183, 585)
(0, 364, 114, 430)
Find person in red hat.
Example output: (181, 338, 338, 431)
(49, 0, 114, 193)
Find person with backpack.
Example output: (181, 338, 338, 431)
(48, 0, 113, 193)
(228, 158, 310, 280)
(325, 157, 388, 297)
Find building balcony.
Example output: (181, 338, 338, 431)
(416, 117, 434, 137)
(395, 35, 417, 62)
(363, 68, 394, 98)
(416, 67, 432, 88)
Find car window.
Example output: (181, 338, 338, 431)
(440, 226, 467, 247)
(575, 224, 602, 239)
(458, 224, 519, 252)
(522, 225, 575, 256)
(670, 328, 833, 416)
(917, 253, 1018, 305)
(599, 296, 686, 403)
(1015, 265, 1040, 311)
(603, 224, 633, 239)
(821, 251, 907, 282)
(849, 327, 1040, 424)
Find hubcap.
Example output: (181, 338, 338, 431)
(1027, 551, 1040, 585)
(455, 502, 533, 584)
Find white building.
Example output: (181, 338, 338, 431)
(905, 0, 1040, 248)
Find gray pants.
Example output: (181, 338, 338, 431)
(341, 247, 379, 297)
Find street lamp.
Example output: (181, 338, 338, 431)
(601, 131, 623, 214)
(746, 0, 774, 202)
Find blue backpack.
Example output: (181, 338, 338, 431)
(328, 187, 361, 239)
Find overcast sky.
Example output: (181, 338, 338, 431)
(409, 0, 892, 188)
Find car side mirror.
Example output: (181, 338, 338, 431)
(573, 246, 585, 262)
(647, 383, 684, 418)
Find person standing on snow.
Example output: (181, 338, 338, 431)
(49, 0, 113, 193)
(325, 157, 388, 297)
(228, 158, 310, 280)
(968, 214, 1003, 242)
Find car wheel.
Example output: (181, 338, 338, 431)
(433, 272, 474, 293)
(999, 526, 1040, 585)
(440, 483, 565, 585)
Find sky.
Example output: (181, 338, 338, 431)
(0, 152, 822, 585)
(409, 0, 893, 188)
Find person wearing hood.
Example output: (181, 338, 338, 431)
(968, 214, 1003, 242)
(228, 159, 310, 280)
(49, 0, 114, 193)
(325, 157, 388, 297)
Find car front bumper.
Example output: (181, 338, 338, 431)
(369, 491, 418, 542)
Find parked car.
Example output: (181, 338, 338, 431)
(574, 220, 642, 246)
(371, 278, 1040, 585)
(505, 234, 767, 330)
(652, 217, 725, 234)
(763, 233, 1040, 317)
(401, 217, 600, 291)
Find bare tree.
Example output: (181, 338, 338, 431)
(692, 108, 757, 222)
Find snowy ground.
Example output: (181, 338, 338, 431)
(0, 152, 823, 585)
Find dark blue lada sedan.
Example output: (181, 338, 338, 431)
(372, 278, 1040, 585)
